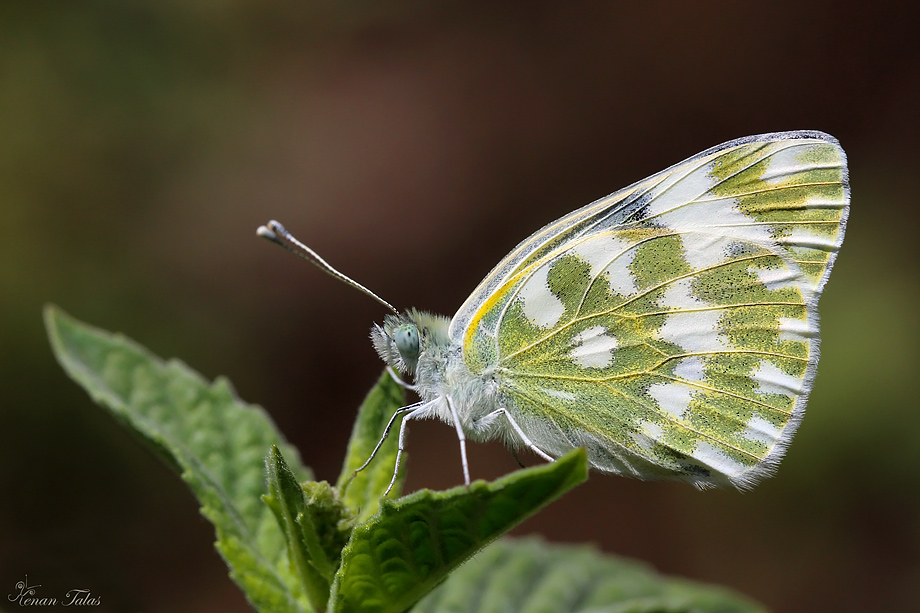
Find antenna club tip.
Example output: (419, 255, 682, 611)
(256, 225, 277, 240)
(258, 220, 291, 244)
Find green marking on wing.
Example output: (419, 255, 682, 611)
(708, 139, 847, 287)
(629, 233, 692, 290)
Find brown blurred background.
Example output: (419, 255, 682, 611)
(1, 2, 918, 611)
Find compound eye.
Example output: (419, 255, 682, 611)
(394, 324, 420, 360)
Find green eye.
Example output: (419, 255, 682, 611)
(394, 324, 420, 360)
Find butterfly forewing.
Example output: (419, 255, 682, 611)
(455, 132, 848, 488)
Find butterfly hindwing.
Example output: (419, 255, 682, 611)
(454, 132, 848, 488)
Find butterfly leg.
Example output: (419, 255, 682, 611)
(385, 403, 432, 495)
(446, 397, 471, 486)
(354, 401, 423, 476)
(485, 408, 554, 463)
(386, 365, 418, 392)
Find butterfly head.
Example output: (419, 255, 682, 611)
(371, 309, 451, 378)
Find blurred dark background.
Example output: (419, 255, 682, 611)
(1, 2, 918, 611)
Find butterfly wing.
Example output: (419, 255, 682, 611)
(451, 131, 849, 489)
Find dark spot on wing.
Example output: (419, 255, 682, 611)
(724, 241, 758, 258)
(615, 190, 654, 224)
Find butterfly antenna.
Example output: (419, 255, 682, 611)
(257, 220, 398, 314)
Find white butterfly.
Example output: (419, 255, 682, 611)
(260, 130, 849, 492)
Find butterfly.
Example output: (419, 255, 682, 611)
(259, 130, 849, 492)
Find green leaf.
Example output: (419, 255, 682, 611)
(44, 305, 311, 613)
(45, 306, 766, 613)
(328, 448, 589, 613)
(416, 537, 766, 613)
(336, 371, 407, 521)
(265, 446, 343, 612)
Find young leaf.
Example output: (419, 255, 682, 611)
(336, 371, 406, 521)
(264, 446, 344, 612)
(328, 448, 589, 613)
(44, 305, 311, 613)
(415, 537, 766, 613)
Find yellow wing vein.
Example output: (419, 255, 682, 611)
(596, 380, 764, 460)
(504, 374, 764, 462)
(502, 251, 784, 363)
(634, 143, 773, 223)
(649, 373, 794, 416)
(504, 347, 807, 384)
(508, 367, 792, 416)
(640, 141, 830, 223)
(702, 220, 843, 229)
(650, 349, 809, 365)
(633, 301, 806, 319)
(692, 180, 844, 203)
